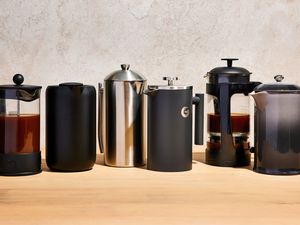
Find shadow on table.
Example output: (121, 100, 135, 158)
(42, 152, 253, 171)
(192, 151, 253, 170)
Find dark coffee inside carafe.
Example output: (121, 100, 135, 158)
(208, 113, 250, 133)
(0, 114, 40, 154)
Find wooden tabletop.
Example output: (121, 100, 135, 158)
(1, 146, 300, 225)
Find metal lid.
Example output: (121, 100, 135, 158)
(254, 75, 300, 93)
(148, 77, 192, 90)
(105, 64, 146, 81)
(0, 74, 41, 101)
(207, 58, 252, 84)
(0, 74, 42, 91)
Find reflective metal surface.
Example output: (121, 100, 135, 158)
(105, 64, 146, 81)
(99, 78, 146, 167)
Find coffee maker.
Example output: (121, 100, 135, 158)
(0, 74, 42, 175)
(252, 75, 300, 175)
(206, 58, 260, 167)
(99, 64, 146, 167)
(46, 82, 96, 171)
(145, 77, 204, 172)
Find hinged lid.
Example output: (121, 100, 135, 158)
(0, 74, 41, 101)
(105, 64, 146, 81)
(254, 75, 300, 93)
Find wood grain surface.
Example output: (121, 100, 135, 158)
(0, 147, 300, 225)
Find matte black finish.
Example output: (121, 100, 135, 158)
(206, 59, 261, 167)
(193, 94, 204, 145)
(147, 88, 204, 172)
(46, 84, 96, 172)
(0, 152, 41, 176)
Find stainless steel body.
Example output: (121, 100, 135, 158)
(251, 75, 300, 175)
(99, 65, 146, 167)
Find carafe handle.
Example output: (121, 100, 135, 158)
(218, 83, 235, 161)
(193, 93, 204, 145)
(98, 83, 104, 153)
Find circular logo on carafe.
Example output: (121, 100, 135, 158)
(181, 106, 190, 118)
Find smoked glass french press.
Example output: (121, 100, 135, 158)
(205, 58, 260, 167)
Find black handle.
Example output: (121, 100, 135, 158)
(221, 58, 239, 67)
(218, 83, 235, 162)
(193, 93, 204, 145)
(98, 83, 104, 153)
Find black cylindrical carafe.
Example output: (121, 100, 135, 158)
(146, 77, 204, 172)
(46, 83, 96, 171)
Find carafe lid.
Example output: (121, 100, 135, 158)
(105, 64, 146, 81)
(254, 75, 300, 93)
(0, 74, 41, 101)
(207, 58, 252, 83)
(148, 77, 192, 90)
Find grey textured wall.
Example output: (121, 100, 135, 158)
(1, 0, 299, 148)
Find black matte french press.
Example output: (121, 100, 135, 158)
(145, 77, 204, 172)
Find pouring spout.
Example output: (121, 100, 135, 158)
(251, 91, 269, 110)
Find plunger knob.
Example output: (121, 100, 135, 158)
(13, 74, 24, 85)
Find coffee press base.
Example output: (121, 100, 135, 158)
(205, 147, 251, 167)
(253, 167, 300, 175)
(0, 152, 41, 176)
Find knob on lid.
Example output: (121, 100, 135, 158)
(105, 64, 146, 81)
(254, 75, 300, 92)
(0, 74, 42, 101)
(206, 58, 252, 84)
(208, 58, 251, 75)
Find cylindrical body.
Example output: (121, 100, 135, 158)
(99, 64, 146, 167)
(206, 93, 251, 166)
(147, 87, 193, 172)
(252, 75, 300, 175)
(0, 74, 41, 176)
(46, 83, 96, 171)
(205, 58, 260, 167)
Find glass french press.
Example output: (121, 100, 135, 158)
(205, 58, 260, 167)
(0, 74, 41, 175)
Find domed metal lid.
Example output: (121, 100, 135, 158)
(105, 64, 146, 81)
(206, 58, 252, 84)
(254, 75, 300, 93)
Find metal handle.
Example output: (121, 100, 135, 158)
(193, 94, 204, 145)
(98, 83, 104, 153)
(163, 77, 178, 86)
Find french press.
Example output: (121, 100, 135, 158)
(206, 58, 260, 167)
(46, 82, 96, 172)
(145, 77, 204, 172)
(0, 74, 42, 175)
(251, 75, 300, 175)
(99, 64, 146, 167)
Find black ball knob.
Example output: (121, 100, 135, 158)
(13, 74, 24, 85)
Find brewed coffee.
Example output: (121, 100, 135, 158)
(0, 114, 40, 154)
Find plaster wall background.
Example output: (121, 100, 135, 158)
(0, 0, 300, 148)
